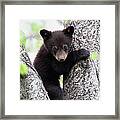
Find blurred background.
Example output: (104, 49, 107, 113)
(20, 20, 64, 63)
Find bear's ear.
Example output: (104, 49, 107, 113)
(63, 26, 74, 37)
(40, 29, 52, 40)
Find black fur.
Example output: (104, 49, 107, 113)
(33, 26, 90, 100)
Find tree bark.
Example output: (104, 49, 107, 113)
(20, 46, 49, 100)
(62, 20, 100, 100)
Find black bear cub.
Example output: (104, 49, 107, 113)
(34, 26, 90, 100)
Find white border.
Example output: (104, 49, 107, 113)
(5, 5, 115, 115)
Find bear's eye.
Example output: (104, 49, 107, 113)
(52, 46, 58, 53)
(63, 44, 68, 51)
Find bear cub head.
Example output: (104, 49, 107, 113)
(40, 26, 74, 62)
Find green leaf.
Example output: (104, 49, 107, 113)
(90, 51, 99, 60)
(20, 63, 29, 76)
(20, 31, 26, 46)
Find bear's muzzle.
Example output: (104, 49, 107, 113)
(55, 50, 68, 62)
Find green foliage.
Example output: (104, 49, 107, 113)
(20, 31, 26, 46)
(59, 75, 63, 88)
(90, 51, 99, 60)
(36, 38, 43, 48)
(31, 23, 43, 33)
(20, 22, 44, 52)
(25, 39, 31, 52)
(20, 63, 29, 77)
(61, 20, 71, 26)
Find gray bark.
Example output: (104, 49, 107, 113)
(20, 46, 49, 100)
(62, 20, 100, 100)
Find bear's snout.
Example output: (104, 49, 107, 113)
(55, 50, 68, 62)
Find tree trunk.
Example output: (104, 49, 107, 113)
(20, 46, 49, 100)
(62, 20, 100, 100)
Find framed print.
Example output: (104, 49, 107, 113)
(0, 0, 120, 119)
